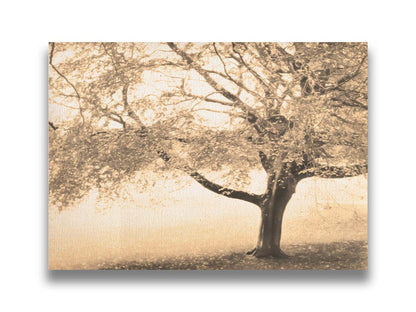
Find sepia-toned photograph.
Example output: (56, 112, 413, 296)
(48, 42, 368, 270)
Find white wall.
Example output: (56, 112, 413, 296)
(2, 1, 416, 312)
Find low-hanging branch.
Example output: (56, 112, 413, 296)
(156, 150, 262, 206)
(187, 171, 263, 206)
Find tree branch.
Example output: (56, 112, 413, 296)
(258, 150, 272, 173)
(330, 112, 366, 126)
(49, 121, 57, 130)
(184, 91, 235, 107)
(156, 150, 262, 205)
(167, 42, 266, 135)
(253, 43, 292, 76)
(296, 164, 367, 180)
(188, 170, 262, 205)
(122, 84, 146, 127)
(212, 43, 264, 101)
(191, 107, 246, 119)
(101, 44, 146, 128)
(109, 112, 127, 129)
(264, 173, 276, 198)
(231, 43, 275, 95)
(331, 98, 368, 110)
(323, 55, 367, 93)
(336, 56, 367, 86)
(49, 43, 85, 125)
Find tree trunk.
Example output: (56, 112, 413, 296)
(251, 177, 297, 258)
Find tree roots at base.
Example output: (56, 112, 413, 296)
(246, 248, 289, 259)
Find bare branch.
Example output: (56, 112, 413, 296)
(156, 150, 262, 205)
(188, 170, 262, 205)
(109, 113, 127, 130)
(49, 121, 57, 130)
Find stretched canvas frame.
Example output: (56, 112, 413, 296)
(48, 42, 367, 270)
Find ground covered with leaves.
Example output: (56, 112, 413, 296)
(99, 240, 366, 270)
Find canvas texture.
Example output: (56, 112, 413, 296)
(48, 42, 368, 270)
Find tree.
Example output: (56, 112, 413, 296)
(49, 42, 367, 258)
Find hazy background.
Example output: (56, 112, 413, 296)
(49, 172, 367, 269)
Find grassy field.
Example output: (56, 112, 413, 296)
(98, 240, 367, 270)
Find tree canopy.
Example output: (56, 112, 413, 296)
(49, 42, 367, 210)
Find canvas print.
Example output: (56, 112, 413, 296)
(48, 42, 367, 270)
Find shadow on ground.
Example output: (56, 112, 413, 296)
(99, 240, 367, 270)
